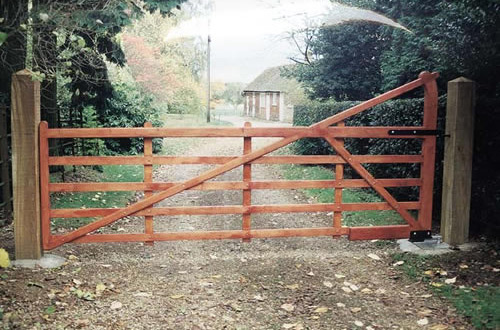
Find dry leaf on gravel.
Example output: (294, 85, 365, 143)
(367, 253, 381, 261)
(281, 303, 295, 312)
(170, 294, 184, 299)
(323, 281, 333, 288)
(314, 306, 328, 313)
(444, 277, 457, 284)
(417, 318, 429, 326)
(286, 284, 299, 290)
(110, 301, 122, 310)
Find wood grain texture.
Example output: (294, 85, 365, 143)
(48, 154, 423, 166)
(50, 202, 420, 218)
(349, 225, 410, 240)
(46, 126, 436, 139)
(49, 178, 422, 192)
(334, 121, 345, 230)
(441, 77, 475, 245)
(242, 122, 252, 242)
(417, 73, 439, 231)
(143, 122, 154, 245)
(12, 70, 42, 259)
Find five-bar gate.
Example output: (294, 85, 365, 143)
(40, 72, 439, 250)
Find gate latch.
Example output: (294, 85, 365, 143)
(388, 129, 439, 136)
(409, 230, 432, 242)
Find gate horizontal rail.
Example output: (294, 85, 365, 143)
(40, 72, 439, 250)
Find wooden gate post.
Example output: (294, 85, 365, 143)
(441, 77, 476, 245)
(11, 70, 43, 259)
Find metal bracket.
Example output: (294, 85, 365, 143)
(388, 130, 439, 136)
(409, 230, 432, 242)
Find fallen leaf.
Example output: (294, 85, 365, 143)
(341, 287, 352, 293)
(458, 264, 468, 269)
(110, 301, 122, 310)
(361, 288, 373, 294)
(417, 318, 429, 326)
(367, 253, 381, 261)
(314, 306, 328, 313)
(0, 249, 10, 268)
(211, 274, 222, 279)
(253, 294, 265, 301)
(323, 281, 333, 288)
(444, 277, 457, 284)
(393, 261, 405, 266)
(424, 270, 434, 276)
(133, 292, 151, 297)
(419, 309, 433, 316)
(334, 274, 346, 279)
(282, 324, 296, 329)
(281, 303, 295, 312)
(307, 271, 314, 276)
(431, 282, 444, 288)
(68, 255, 78, 261)
(430, 325, 449, 330)
(286, 284, 299, 290)
(95, 283, 106, 294)
(420, 294, 432, 298)
(170, 294, 184, 299)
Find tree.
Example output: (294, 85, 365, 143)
(288, 22, 390, 101)
(221, 82, 245, 109)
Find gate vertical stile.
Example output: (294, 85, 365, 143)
(242, 122, 252, 242)
(40, 121, 51, 249)
(417, 73, 438, 230)
(144, 122, 154, 245)
(333, 120, 345, 237)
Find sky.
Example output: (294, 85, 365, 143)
(167, 0, 407, 83)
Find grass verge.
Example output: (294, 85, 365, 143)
(392, 252, 500, 329)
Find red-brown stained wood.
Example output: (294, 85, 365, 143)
(143, 122, 154, 245)
(349, 225, 410, 240)
(48, 154, 424, 166)
(48, 178, 422, 192)
(46, 126, 436, 139)
(334, 121, 345, 231)
(417, 73, 439, 230)
(50, 201, 420, 218)
(242, 122, 252, 242)
(55, 227, 350, 247)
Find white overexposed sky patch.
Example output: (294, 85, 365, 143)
(167, 0, 407, 83)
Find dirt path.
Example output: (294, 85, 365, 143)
(0, 117, 469, 329)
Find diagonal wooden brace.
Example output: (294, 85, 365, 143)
(324, 136, 421, 229)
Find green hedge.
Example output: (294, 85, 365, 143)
(293, 97, 446, 208)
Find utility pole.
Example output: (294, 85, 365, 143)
(206, 34, 211, 123)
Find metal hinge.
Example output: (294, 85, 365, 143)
(388, 130, 440, 136)
(409, 230, 432, 242)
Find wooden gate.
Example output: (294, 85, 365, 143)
(40, 72, 439, 250)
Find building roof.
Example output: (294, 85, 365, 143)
(243, 66, 307, 104)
